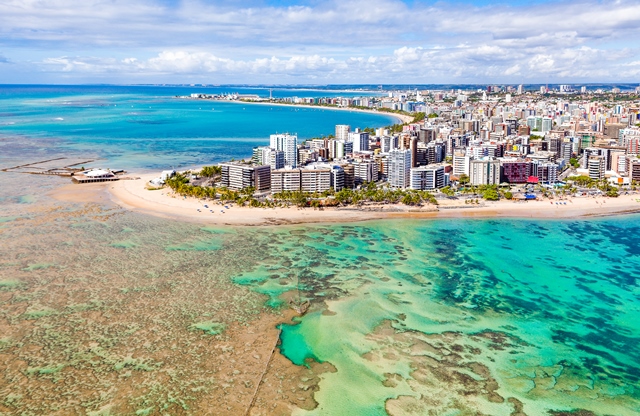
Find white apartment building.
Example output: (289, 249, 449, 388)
(531, 161, 559, 183)
(410, 165, 445, 190)
(329, 140, 352, 159)
(588, 156, 606, 180)
(301, 169, 332, 193)
(354, 160, 379, 185)
(253, 146, 285, 170)
(452, 150, 471, 176)
(388, 149, 411, 188)
(271, 168, 301, 193)
(220, 163, 271, 191)
(380, 136, 398, 153)
(335, 125, 350, 141)
(303, 163, 345, 192)
(349, 132, 370, 153)
(470, 158, 500, 185)
(270, 133, 298, 168)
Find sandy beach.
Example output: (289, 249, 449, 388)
(51, 173, 640, 226)
(196, 98, 414, 125)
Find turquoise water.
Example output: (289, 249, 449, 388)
(235, 219, 640, 415)
(0, 85, 397, 170)
(1, 86, 639, 415)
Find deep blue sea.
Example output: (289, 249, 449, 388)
(0, 85, 396, 170)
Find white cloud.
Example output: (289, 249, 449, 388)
(1, 0, 640, 82)
(37, 43, 638, 83)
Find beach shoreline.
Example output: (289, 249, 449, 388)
(48, 173, 640, 226)
(185, 97, 414, 125)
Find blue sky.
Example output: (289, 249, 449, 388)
(0, 0, 638, 84)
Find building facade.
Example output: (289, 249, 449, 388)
(388, 149, 411, 188)
(270, 134, 298, 167)
(220, 163, 271, 191)
(470, 158, 500, 185)
(501, 160, 530, 183)
(409, 165, 445, 190)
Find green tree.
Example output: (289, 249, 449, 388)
(411, 112, 426, 123)
(440, 186, 455, 197)
(567, 175, 593, 187)
(483, 189, 499, 201)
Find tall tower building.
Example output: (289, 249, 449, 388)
(335, 125, 350, 141)
(270, 133, 298, 168)
(349, 132, 370, 153)
(388, 149, 411, 188)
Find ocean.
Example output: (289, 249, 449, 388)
(0, 85, 638, 415)
(0, 85, 396, 170)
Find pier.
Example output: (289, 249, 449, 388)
(1, 157, 97, 176)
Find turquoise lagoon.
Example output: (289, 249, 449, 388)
(235, 219, 640, 415)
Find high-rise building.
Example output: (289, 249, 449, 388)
(301, 169, 332, 193)
(349, 132, 370, 153)
(328, 140, 353, 159)
(560, 140, 573, 161)
(381, 136, 398, 153)
(582, 148, 603, 169)
(425, 142, 445, 165)
(452, 149, 471, 176)
(470, 158, 500, 185)
(409, 165, 445, 190)
(271, 168, 301, 193)
(500, 160, 530, 183)
(335, 125, 350, 141)
(531, 161, 558, 183)
(527, 116, 543, 132)
(354, 160, 379, 185)
(270, 134, 298, 167)
(297, 148, 317, 166)
(220, 163, 271, 191)
(388, 149, 411, 188)
(610, 150, 626, 175)
(253, 146, 285, 170)
(629, 159, 640, 183)
(587, 156, 606, 180)
(341, 163, 355, 189)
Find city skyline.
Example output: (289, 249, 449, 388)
(1, 0, 639, 84)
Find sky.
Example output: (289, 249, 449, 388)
(0, 0, 639, 85)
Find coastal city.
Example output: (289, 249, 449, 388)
(157, 85, 640, 207)
(3, 0, 640, 414)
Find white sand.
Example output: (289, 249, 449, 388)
(99, 173, 640, 226)
(216, 100, 414, 124)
